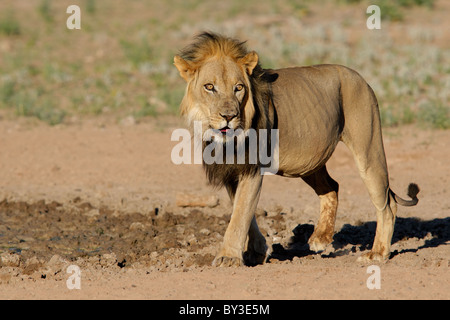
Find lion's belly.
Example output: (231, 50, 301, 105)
(271, 65, 344, 177)
(276, 112, 341, 177)
(276, 135, 339, 177)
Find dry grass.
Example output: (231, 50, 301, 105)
(0, 0, 448, 127)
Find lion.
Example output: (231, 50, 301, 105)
(173, 32, 419, 266)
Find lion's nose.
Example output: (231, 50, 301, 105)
(220, 113, 237, 123)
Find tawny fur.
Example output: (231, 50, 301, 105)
(174, 32, 419, 266)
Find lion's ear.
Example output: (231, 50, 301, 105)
(174, 55, 196, 82)
(239, 51, 259, 75)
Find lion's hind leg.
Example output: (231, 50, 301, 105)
(302, 166, 339, 252)
(340, 88, 396, 261)
(351, 160, 397, 262)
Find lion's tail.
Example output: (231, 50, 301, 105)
(390, 183, 420, 207)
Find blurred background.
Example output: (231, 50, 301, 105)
(0, 0, 448, 128)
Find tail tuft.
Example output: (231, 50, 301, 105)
(391, 183, 420, 207)
(407, 183, 420, 200)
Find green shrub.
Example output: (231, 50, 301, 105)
(0, 12, 21, 36)
(418, 101, 450, 129)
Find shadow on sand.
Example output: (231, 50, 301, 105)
(267, 217, 450, 262)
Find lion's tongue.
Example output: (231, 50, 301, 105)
(220, 127, 230, 133)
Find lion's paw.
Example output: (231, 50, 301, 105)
(308, 235, 332, 253)
(357, 251, 389, 263)
(243, 249, 267, 267)
(212, 256, 243, 267)
(244, 237, 268, 266)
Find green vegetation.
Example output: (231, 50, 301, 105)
(418, 100, 450, 129)
(0, 0, 447, 128)
(38, 0, 54, 23)
(0, 11, 21, 36)
(86, 0, 97, 15)
(346, 0, 435, 21)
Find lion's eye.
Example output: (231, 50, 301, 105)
(204, 84, 214, 91)
(235, 84, 244, 92)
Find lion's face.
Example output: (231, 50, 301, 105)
(174, 51, 259, 143)
(188, 57, 248, 138)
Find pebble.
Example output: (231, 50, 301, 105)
(129, 222, 145, 231)
(0, 252, 20, 267)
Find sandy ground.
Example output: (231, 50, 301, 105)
(0, 118, 448, 300)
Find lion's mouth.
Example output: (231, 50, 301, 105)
(219, 126, 230, 134)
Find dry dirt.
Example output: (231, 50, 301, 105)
(0, 118, 448, 300)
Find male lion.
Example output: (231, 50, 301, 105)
(174, 32, 419, 266)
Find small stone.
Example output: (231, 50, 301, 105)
(129, 222, 145, 231)
(120, 115, 136, 126)
(176, 193, 219, 208)
(0, 252, 20, 267)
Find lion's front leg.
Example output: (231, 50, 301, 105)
(244, 216, 268, 266)
(213, 174, 263, 267)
